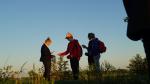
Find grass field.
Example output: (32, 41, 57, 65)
(0, 72, 150, 84)
(0, 55, 150, 84)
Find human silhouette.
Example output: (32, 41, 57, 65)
(82, 33, 106, 73)
(58, 32, 83, 80)
(123, 0, 150, 77)
(40, 37, 54, 81)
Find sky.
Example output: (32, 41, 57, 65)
(0, 0, 145, 71)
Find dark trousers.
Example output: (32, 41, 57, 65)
(88, 56, 94, 71)
(70, 58, 79, 80)
(43, 61, 51, 80)
(143, 39, 150, 77)
(88, 56, 94, 65)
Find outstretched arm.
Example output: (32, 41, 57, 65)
(58, 43, 74, 56)
(58, 49, 69, 56)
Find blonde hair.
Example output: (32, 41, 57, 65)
(45, 37, 52, 43)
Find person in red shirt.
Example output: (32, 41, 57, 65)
(58, 32, 82, 80)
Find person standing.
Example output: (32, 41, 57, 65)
(58, 32, 83, 80)
(123, 0, 150, 77)
(40, 37, 53, 81)
(82, 33, 106, 73)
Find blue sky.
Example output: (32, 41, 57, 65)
(0, 0, 145, 70)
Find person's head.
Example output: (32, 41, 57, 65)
(88, 33, 95, 40)
(65, 32, 73, 41)
(44, 37, 52, 46)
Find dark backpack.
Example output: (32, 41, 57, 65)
(99, 41, 107, 53)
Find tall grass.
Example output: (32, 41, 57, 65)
(0, 69, 150, 84)
(0, 57, 150, 84)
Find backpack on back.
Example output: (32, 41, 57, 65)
(99, 41, 107, 53)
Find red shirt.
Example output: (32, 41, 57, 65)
(60, 39, 81, 60)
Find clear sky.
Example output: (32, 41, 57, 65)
(0, 0, 145, 71)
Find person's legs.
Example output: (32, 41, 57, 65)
(93, 55, 101, 80)
(43, 62, 47, 78)
(88, 56, 94, 71)
(93, 55, 101, 73)
(70, 58, 79, 80)
(74, 59, 79, 80)
(43, 61, 51, 81)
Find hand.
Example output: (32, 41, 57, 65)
(82, 45, 87, 49)
(85, 52, 89, 56)
(57, 53, 63, 56)
(51, 55, 55, 58)
(67, 55, 71, 59)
